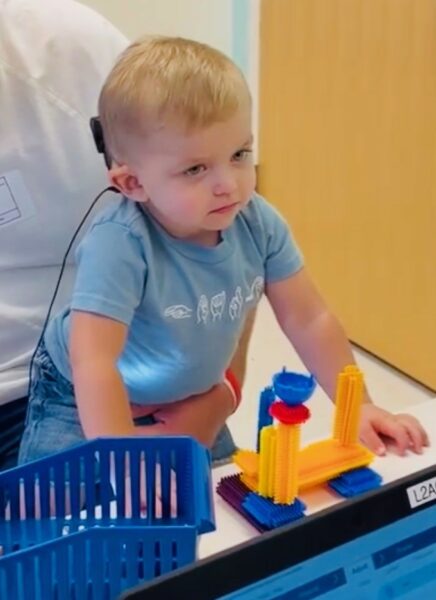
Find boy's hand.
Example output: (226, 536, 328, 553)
(147, 382, 235, 448)
(359, 403, 429, 457)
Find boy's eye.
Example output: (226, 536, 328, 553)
(232, 149, 252, 162)
(183, 164, 206, 177)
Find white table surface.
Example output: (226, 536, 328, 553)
(198, 399, 436, 560)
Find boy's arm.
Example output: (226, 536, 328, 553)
(70, 309, 254, 445)
(229, 307, 256, 383)
(70, 311, 174, 438)
(150, 307, 257, 448)
(266, 269, 360, 402)
(266, 268, 428, 455)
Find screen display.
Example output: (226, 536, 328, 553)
(220, 504, 436, 600)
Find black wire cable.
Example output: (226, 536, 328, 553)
(26, 186, 117, 397)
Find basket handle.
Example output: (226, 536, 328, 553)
(192, 445, 216, 534)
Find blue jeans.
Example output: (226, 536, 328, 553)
(18, 343, 237, 466)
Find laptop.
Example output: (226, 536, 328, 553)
(121, 464, 436, 599)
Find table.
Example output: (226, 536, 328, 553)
(199, 399, 435, 559)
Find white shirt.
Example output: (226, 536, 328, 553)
(0, 0, 128, 405)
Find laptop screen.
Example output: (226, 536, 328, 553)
(122, 465, 436, 600)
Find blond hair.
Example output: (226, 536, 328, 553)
(98, 36, 251, 162)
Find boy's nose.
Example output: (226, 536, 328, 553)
(212, 169, 238, 195)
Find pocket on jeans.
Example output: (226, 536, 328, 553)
(43, 401, 81, 426)
(19, 406, 85, 465)
(33, 365, 75, 411)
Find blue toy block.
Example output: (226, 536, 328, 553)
(328, 467, 383, 498)
(273, 368, 316, 406)
(256, 386, 275, 451)
(216, 474, 266, 533)
(242, 493, 306, 529)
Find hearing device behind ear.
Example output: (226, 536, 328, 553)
(90, 116, 113, 170)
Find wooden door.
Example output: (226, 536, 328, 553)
(258, 0, 436, 389)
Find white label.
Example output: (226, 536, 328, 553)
(0, 170, 36, 228)
(407, 476, 436, 509)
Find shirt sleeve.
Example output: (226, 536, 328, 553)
(71, 221, 147, 325)
(255, 196, 304, 282)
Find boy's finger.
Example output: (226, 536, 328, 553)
(404, 420, 428, 453)
(405, 425, 424, 454)
(396, 415, 429, 452)
(374, 418, 410, 456)
(360, 425, 386, 456)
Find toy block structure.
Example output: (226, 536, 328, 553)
(217, 366, 382, 531)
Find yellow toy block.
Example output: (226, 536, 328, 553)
(240, 473, 259, 493)
(273, 423, 300, 504)
(298, 439, 374, 490)
(258, 426, 276, 497)
(232, 365, 376, 507)
(333, 366, 363, 446)
(233, 450, 258, 477)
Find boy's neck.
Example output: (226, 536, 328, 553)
(138, 202, 221, 247)
(189, 230, 221, 247)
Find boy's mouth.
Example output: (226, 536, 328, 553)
(209, 202, 239, 214)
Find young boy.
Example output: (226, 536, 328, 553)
(19, 36, 428, 467)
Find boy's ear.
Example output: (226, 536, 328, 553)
(108, 164, 148, 202)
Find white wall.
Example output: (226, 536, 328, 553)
(79, 0, 233, 56)
(79, 0, 259, 156)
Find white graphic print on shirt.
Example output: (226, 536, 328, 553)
(197, 294, 209, 324)
(229, 286, 243, 320)
(210, 291, 226, 321)
(164, 277, 265, 323)
(164, 305, 193, 319)
(246, 276, 264, 302)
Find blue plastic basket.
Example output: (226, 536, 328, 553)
(0, 437, 215, 599)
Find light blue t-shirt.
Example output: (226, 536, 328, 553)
(45, 193, 303, 405)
